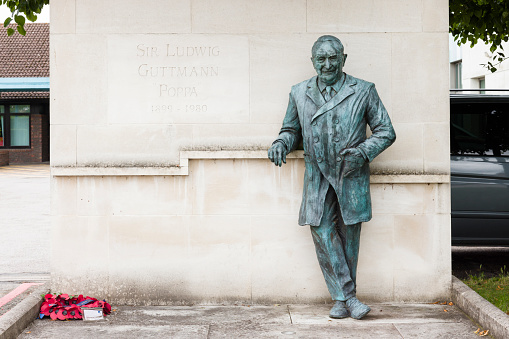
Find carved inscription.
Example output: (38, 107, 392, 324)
(138, 65, 219, 78)
(108, 36, 249, 124)
(136, 44, 221, 105)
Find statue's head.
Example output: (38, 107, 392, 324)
(311, 35, 347, 86)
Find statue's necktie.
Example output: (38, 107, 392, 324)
(324, 86, 332, 102)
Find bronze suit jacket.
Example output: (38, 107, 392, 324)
(274, 73, 396, 226)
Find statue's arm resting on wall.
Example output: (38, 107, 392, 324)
(268, 93, 302, 167)
(355, 85, 396, 163)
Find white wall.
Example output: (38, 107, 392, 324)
(50, 0, 451, 304)
(461, 41, 509, 90)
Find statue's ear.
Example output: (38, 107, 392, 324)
(343, 54, 348, 65)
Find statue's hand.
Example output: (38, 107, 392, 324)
(340, 148, 366, 177)
(268, 142, 288, 167)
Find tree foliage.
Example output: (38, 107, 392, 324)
(450, 0, 509, 72)
(1, 0, 48, 36)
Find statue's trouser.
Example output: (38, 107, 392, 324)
(310, 185, 362, 302)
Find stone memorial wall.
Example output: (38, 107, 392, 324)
(50, 0, 451, 304)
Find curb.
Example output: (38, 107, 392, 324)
(452, 276, 509, 339)
(0, 283, 49, 339)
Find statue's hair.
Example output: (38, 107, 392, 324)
(311, 35, 344, 57)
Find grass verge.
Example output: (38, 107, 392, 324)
(462, 267, 509, 314)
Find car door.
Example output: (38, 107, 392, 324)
(451, 97, 509, 245)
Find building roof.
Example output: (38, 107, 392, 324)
(0, 23, 49, 99)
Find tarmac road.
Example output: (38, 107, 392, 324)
(0, 163, 50, 282)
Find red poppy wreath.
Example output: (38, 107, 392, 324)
(39, 293, 112, 320)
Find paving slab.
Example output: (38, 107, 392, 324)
(111, 305, 292, 327)
(394, 322, 479, 339)
(288, 303, 469, 324)
(19, 324, 210, 339)
(208, 323, 402, 339)
(18, 303, 481, 339)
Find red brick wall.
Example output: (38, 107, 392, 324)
(8, 114, 45, 164)
(0, 150, 8, 166)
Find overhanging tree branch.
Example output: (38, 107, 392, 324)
(1, 0, 48, 36)
(450, 0, 509, 72)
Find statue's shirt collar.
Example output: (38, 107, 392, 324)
(317, 74, 345, 96)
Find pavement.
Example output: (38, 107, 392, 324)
(14, 302, 483, 339)
(3, 284, 501, 339)
(0, 163, 508, 338)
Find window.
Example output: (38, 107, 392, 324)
(0, 104, 30, 148)
(451, 61, 463, 89)
(451, 102, 509, 157)
(479, 78, 486, 94)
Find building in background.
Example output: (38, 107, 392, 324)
(449, 35, 463, 89)
(450, 34, 509, 91)
(0, 23, 49, 164)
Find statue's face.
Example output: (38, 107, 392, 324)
(312, 41, 345, 85)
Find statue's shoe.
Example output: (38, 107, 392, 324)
(329, 301, 349, 319)
(346, 297, 371, 320)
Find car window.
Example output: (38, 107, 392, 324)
(451, 102, 509, 157)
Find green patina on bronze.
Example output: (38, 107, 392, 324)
(268, 35, 396, 320)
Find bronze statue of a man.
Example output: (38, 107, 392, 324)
(268, 35, 396, 319)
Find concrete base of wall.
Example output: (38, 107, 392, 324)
(50, 151, 451, 304)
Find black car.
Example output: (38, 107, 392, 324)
(451, 93, 509, 245)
